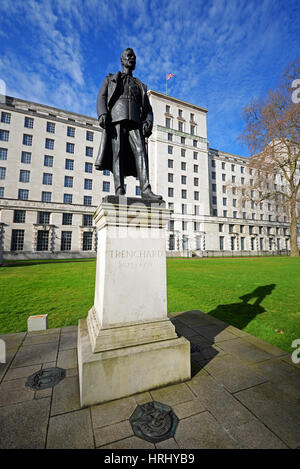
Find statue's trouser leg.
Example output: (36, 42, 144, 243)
(128, 128, 150, 192)
(111, 123, 125, 193)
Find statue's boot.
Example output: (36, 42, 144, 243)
(141, 186, 163, 200)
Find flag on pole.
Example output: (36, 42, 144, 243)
(166, 73, 176, 95)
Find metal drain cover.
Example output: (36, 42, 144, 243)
(26, 367, 66, 390)
(129, 401, 178, 443)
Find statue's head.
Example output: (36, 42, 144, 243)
(120, 48, 136, 71)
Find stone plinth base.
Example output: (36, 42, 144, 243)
(78, 319, 191, 407)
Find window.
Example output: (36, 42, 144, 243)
(136, 186, 141, 196)
(222, 162, 225, 169)
(169, 234, 175, 250)
(219, 224, 223, 232)
(18, 189, 29, 200)
(222, 185, 226, 193)
(0, 167, 6, 180)
(13, 210, 26, 223)
(181, 189, 187, 199)
(66, 142, 74, 153)
(241, 237, 245, 250)
(241, 177, 245, 184)
(212, 196, 217, 205)
(165, 118, 171, 128)
(84, 195, 92, 206)
(194, 191, 199, 200)
(84, 179, 92, 190)
(181, 162, 186, 171)
(168, 187, 174, 197)
(193, 140, 197, 148)
(178, 121, 183, 132)
(19, 169, 30, 183)
(232, 175, 236, 183)
(182, 204, 187, 215)
(86, 147, 93, 157)
(85, 162, 93, 173)
(23, 134, 32, 146)
(61, 231, 72, 251)
(240, 225, 244, 233)
(223, 210, 227, 217)
(83, 232, 93, 251)
(1, 112, 11, 124)
(86, 131, 94, 141)
(168, 159, 173, 169)
(168, 133, 172, 141)
(83, 214, 93, 226)
(0, 130, 9, 142)
(168, 145, 173, 155)
(223, 197, 227, 206)
(168, 173, 173, 183)
(231, 237, 235, 250)
(0, 148, 7, 160)
(103, 170, 110, 176)
(190, 125, 195, 135)
(194, 165, 198, 173)
(241, 167, 244, 174)
(194, 205, 199, 215)
(11, 229, 24, 251)
(233, 211, 237, 218)
(44, 155, 53, 167)
(36, 231, 49, 251)
(45, 138, 54, 150)
(166, 105, 170, 113)
(229, 224, 234, 233)
(63, 193, 73, 204)
(62, 213, 73, 225)
(231, 164, 235, 171)
(211, 172, 216, 180)
(181, 175, 186, 184)
(178, 109, 183, 117)
(251, 238, 255, 251)
(181, 149, 186, 157)
(41, 191, 51, 202)
(181, 137, 185, 144)
(190, 113, 194, 122)
(233, 199, 237, 207)
(182, 221, 187, 231)
(0, 187, 4, 198)
(193, 152, 198, 160)
(65, 159, 74, 170)
(67, 126, 75, 137)
(242, 212, 246, 219)
(24, 117, 34, 128)
(64, 175, 74, 188)
(38, 212, 50, 224)
(222, 174, 226, 181)
(102, 181, 110, 192)
(211, 160, 216, 168)
(219, 236, 224, 250)
(46, 122, 55, 133)
(21, 151, 31, 164)
(43, 173, 53, 185)
(194, 178, 199, 186)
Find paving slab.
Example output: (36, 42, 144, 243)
(99, 435, 155, 449)
(235, 382, 300, 448)
(3, 364, 41, 382)
(51, 375, 81, 416)
(174, 411, 239, 449)
(59, 331, 78, 351)
(91, 396, 137, 429)
(47, 408, 94, 449)
(217, 337, 274, 364)
(150, 382, 195, 407)
(187, 374, 256, 430)
(227, 420, 288, 449)
(196, 324, 238, 343)
(11, 342, 58, 368)
(203, 354, 268, 392)
(249, 358, 300, 399)
(94, 420, 134, 447)
(56, 348, 77, 369)
(0, 397, 51, 449)
(23, 333, 60, 346)
(0, 376, 35, 407)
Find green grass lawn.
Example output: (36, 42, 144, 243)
(0, 256, 299, 353)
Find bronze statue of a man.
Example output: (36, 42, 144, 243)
(95, 48, 162, 200)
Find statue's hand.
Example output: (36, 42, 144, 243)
(99, 113, 109, 129)
(142, 120, 153, 138)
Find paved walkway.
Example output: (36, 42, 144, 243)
(0, 310, 299, 449)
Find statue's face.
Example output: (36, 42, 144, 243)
(121, 49, 136, 71)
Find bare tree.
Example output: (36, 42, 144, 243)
(239, 59, 300, 256)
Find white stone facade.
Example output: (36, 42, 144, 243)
(0, 92, 295, 260)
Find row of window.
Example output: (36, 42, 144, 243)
(167, 188, 200, 200)
(1, 112, 94, 141)
(0, 132, 94, 156)
(168, 174, 199, 186)
(219, 236, 288, 251)
(10, 229, 93, 252)
(219, 223, 289, 236)
(167, 160, 199, 172)
(12, 210, 93, 226)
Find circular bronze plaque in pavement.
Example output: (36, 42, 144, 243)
(26, 367, 66, 390)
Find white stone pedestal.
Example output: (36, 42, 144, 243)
(78, 197, 190, 407)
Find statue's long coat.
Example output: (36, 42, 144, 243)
(95, 71, 153, 177)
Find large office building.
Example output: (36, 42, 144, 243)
(0, 91, 294, 260)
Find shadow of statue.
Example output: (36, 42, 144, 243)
(170, 284, 276, 378)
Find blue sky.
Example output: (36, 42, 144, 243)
(0, 0, 299, 156)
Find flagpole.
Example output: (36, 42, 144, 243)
(166, 75, 168, 95)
